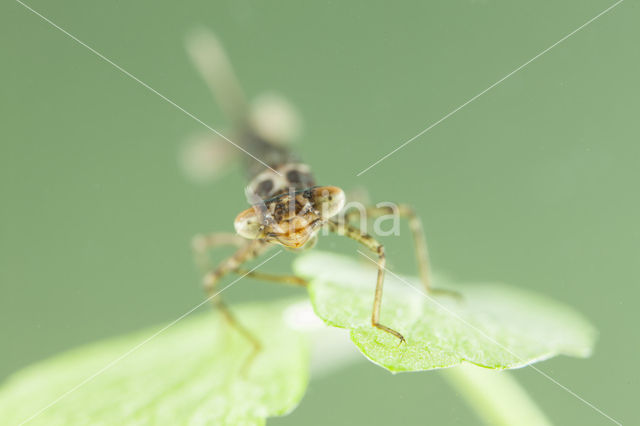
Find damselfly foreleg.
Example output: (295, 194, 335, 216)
(193, 232, 306, 286)
(194, 237, 266, 372)
(327, 220, 405, 344)
(192, 232, 246, 271)
(192, 232, 308, 371)
(233, 268, 307, 287)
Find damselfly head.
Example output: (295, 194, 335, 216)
(234, 186, 345, 249)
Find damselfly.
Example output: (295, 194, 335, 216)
(184, 29, 451, 365)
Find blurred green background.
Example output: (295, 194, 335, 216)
(1, 0, 638, 424)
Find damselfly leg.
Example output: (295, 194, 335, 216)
(343, 205, 460, 299)
(327, 220, 406, 344)
(192, 232, 307, 372)
(233, 268, 307, 287)
(192, 236, 264, 372)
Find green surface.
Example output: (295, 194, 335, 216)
(295, 251, 595, 372)
(0, 300, 309, 426)
(1, 0, 638, 425)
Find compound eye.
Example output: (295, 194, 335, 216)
(312, 186, 345, 218)
(234, 207, 262, 239)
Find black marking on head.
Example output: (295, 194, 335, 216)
(286, 169, 302, 184)
(257, 179, 274, 195)
(285, 166, 315, 190)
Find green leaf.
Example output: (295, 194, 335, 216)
(294, 251, 596, 373)
(0, 299, 309, 426)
